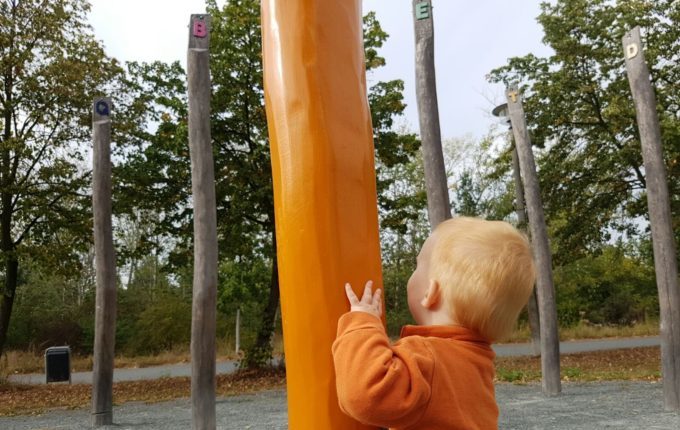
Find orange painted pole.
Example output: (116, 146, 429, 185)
(261, 1, 383, 429)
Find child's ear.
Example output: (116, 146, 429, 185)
(420, 279, 442, 309)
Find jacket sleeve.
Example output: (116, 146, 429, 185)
(332, 312, 434, 428)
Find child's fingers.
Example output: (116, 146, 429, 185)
(345, 283, 359, 305)
(373, 289, 381, 310)
(360, 280, 374, 304)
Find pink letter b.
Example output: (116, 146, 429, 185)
(193, 20, 207, 38)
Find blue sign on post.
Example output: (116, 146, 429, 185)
(95, 100, 110, 116)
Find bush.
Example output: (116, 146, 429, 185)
(126, 292, 192, 355)
(383, 256, 417, 337)
(554, 246, 657, 327)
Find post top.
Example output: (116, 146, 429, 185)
(189, 14, 211, 50)
(505, 86, 522, 105)
(623, 25, 642, 42)
(93, 97, 112, 123)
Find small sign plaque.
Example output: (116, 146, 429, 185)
(193, 17, 207, 38)
(415, 2, 430, 20)
(95, 100, 110, 116)
(188, 14, 210, 49)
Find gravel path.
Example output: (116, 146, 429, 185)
(2, 381, 679, 429)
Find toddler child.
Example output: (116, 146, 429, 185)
(332, 217, 536, 429)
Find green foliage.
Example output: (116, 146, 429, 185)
(554, 245, 657, 327)
(115, 256, 192, 355)
(380, 206, 428, 336)
(113, 61, 192, 268)
(495, 368, 538, 384)
(363, 11, 387, 71)
(487, 0, 680, 264)
(7, 258, 93, 352)
(0, 0, 122, 354)
(4, 0, 670, 364)
(446, 134, 516, 220)
(383, 253, 416, 337)
(126, 291, 192, 355)
(206, 0, 277, 369)
(217, 258, 271, 355)
(109, 2, 426, 367)
(217, 259, 270, 315)
(363, 10, 425, 235)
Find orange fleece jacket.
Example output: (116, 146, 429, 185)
(332, 312, 498, 430)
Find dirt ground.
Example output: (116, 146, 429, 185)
(2, 381, 680, 429)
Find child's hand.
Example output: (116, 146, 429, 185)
(345, 280, 382, 319)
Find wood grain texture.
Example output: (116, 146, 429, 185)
(512, 142, 541, 357)
(623, 26, 680, 411)
(188, 14, 218, 430)
(92, 96, 117, 426)
(412, 0, 451, 228)
(506, 87, 561, 396)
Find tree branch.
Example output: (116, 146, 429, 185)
(13, 192, 64, 246)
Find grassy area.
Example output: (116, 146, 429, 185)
(1, 322, 659, 377)
(0, 347, 662, 416)
(495, 347, 660, 384)
(503, 319, 659, 344)
(1, 335, 286, 376)
(2, 348, 208, 376)
(0, 367, 286, 417)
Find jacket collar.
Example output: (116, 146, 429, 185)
(400, 324, 491, 348)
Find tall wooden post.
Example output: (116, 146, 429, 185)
(235, 308, 240, 354)
(188, 14, 218, 429)
(92, 97, 117, 426)
(506, 86, 561, 395)
(412, 0, 451, 228)
(511, 143, 541, 357)
(623, 26, 680, 411)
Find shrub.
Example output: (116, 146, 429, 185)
(554, 246, 657, 327)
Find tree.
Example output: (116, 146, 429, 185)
(444, 134, 515, 220)
(365, 10, 425, 235)
(0, 0, 120, 355)
(7, 257, 89, 351)
(377, 152, 428, 335)
(487, 0, 680, 264)
(209, 2, 424, 367)
(115, 2, 423, 368)
(554, 243, 657, 326)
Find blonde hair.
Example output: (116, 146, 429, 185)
(430, 217, 536, 342)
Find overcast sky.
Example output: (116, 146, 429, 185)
(89, 0, 553, 140)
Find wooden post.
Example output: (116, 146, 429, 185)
(235, 308, 240, 355)
(506, 86, 561, 396)
(623, 26, 680, 411)
(92, 97, 117, 426)
(188, 14, 218, 429)
(511, 142, 541, 357)
(412, 0, 451, 228)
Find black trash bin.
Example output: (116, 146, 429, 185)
(45, 346, 71, 384)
